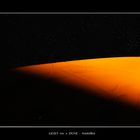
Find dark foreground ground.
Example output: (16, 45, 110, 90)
(0, 70, 140, 126)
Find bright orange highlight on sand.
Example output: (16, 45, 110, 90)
(14, 57, 140, 107)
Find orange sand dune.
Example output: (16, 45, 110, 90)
(14, 57, 140, 107)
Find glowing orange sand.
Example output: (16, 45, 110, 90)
(14, 57, 140, 107)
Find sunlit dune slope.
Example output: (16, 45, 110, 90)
(14, 57, 140, 107)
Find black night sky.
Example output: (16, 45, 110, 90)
(4, 14, 140, 69)
(1, 14, 140, 126)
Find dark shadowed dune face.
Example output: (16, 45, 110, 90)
(1, 65, 140, 126)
